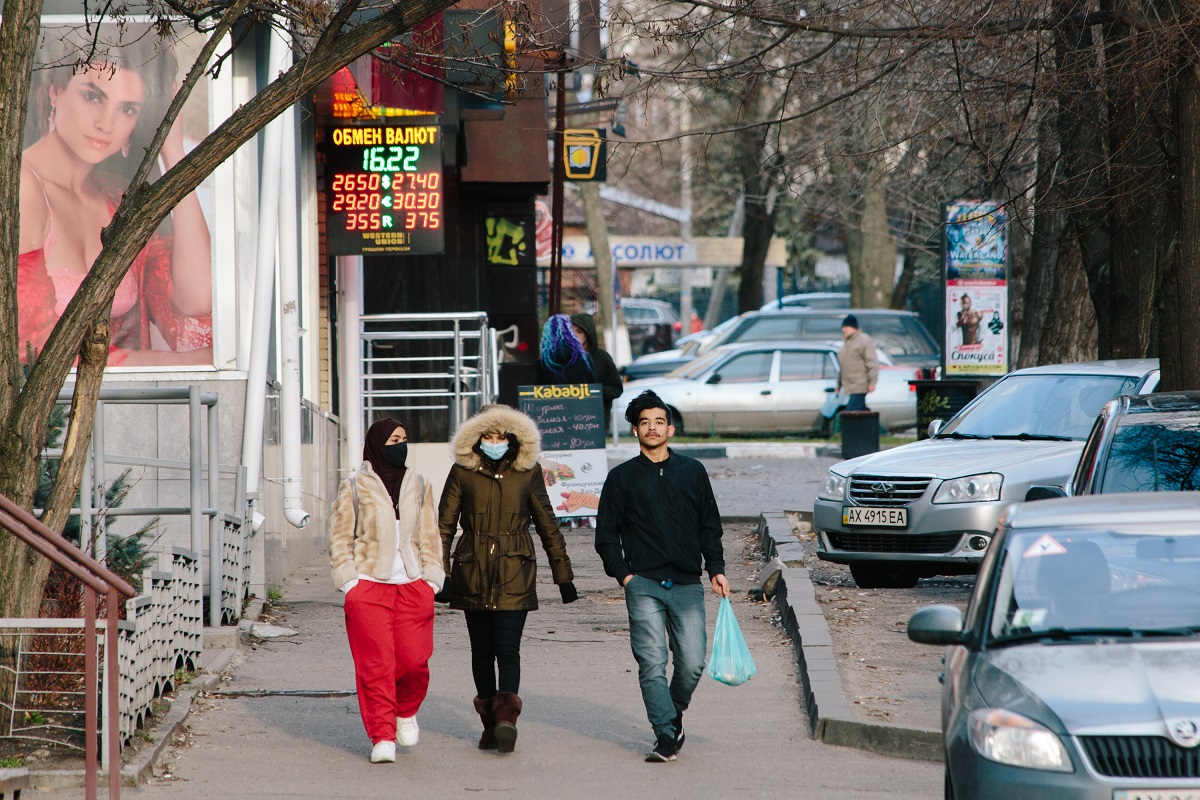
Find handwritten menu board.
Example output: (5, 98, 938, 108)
(518, 384, 608, 518)
(517, 384, 605, 450)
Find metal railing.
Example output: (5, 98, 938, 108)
(0, 494, 135, 800)
(49, 386, 250, 628)
(359, 312, 498, 441)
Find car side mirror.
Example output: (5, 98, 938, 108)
(926, 419, 944, 438)
(707, 374, 722, 385)
(907, 605, 964, 645)
(1024, 485, 1068, 502)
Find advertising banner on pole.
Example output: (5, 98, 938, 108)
(518, 384, 609, 518)
(944, 201, 1009, 376)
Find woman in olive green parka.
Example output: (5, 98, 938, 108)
(438, 404, 576, 753)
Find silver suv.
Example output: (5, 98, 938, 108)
(812, 360, 1160, 588)
(702, 308, 940, 372)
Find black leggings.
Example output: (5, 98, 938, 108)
(463, 610, 528, 698)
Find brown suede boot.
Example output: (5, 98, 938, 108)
(491, 692, 522, 753)
(473, 696, 498, 750)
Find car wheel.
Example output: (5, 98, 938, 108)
(849, 563, 920, 589)
(667, 406, 684, 434)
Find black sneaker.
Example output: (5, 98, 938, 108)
(673, 711, 685, 752)
(645, 733, 678, 763)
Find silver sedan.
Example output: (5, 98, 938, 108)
(813, 359, 1160, 588)
(611, 341, 918, 436)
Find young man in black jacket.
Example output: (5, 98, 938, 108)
(595, 390, 729, 763)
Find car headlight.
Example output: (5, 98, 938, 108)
(817, 472, 847, 501)
(932, 473, 1002, 504)
(968, 709, 1072, 772)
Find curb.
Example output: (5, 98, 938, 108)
(25, 646, 238, 791)
(756, 511, 943, 763)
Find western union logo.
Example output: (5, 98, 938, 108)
(563, 129, 605, 180)
(519, 385, 594, 399)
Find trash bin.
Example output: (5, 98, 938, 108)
(840, 410, 880, 459)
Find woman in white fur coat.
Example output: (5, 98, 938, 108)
(328, 418, 445, 764)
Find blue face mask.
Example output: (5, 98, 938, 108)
(480, 440, 510, 460)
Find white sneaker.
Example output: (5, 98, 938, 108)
(370, 741, 396, 763)
(397, 716, 419, 747)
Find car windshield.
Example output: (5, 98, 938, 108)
(987, 527, 1200, 642)
(939, 374, 1141, 440)
(1101, 413, 1200, 492)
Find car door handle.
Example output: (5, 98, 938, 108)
(938, 671, 945, 684)
(760, 390, 772, 395)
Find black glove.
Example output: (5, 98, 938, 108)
(559, 582, 579, 604)
(434, 579, 453, 604)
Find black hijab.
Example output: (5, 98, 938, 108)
(363, 418, 407, 516)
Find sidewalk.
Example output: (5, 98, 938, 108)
(28, 522, 939, 799)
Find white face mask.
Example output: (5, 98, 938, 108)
(480, 440, 509, 460)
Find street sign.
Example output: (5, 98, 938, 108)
(563, 128, 607, 182)
(324, 125, 445, 255)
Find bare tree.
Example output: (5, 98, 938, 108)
(0, 0, 470, 622)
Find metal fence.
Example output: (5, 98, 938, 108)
(359, 312, 498, 442)
(0, 384, 252, 782)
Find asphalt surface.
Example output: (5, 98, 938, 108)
(25, 450, 945, 798)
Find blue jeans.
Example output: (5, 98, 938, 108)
(625, 576, 707, 740)
(845, 393, 868, 411)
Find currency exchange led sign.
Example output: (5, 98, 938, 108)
(324, 125, 444, 255)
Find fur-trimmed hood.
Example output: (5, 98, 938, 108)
(452, 405, 541, 472)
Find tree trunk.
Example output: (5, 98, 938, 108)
(890, 248, 916, 310)
(1163, 48, 1200, 390)
(832, 153, 896, 309)
(1104, 0, 1170, 359)
(1040, 222, 1099, 363)
(1018, 98, 1066, 368)
(1054, 0, 1112, 356)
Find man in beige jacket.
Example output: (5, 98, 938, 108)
(837, 315, 879, 411)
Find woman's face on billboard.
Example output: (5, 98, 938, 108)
(48, 64, 145, 165)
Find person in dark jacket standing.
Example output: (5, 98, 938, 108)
(570, 312, 623, 429)
(595, 390, 729, 763)
(438, 404, 577, 753)
(536, 313, 595, 385)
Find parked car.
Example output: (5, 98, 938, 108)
(908, 493, 1200, 800)
(612, 341, 918, 436)
(759, 292, 851, 311)
(620, 298, 681, 355)
(620, 314, 743, 381)
(812, 359, 1160, 589)
(699, 308, 941, 372)
(1033, 391, 1200, 497)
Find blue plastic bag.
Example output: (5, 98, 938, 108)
(709, 597, 756, 686)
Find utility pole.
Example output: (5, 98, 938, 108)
(679, 101, 694, 329)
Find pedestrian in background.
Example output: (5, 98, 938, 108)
(837, 314, 879, 412)
(570, 312, 622, 429)
(328, 418, 444, 764)
(438, 404, 578, 753)
(537, 313, 594, 385)
(595, 390, 729, 763)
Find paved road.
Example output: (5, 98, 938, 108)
(30, 453, 940, 799)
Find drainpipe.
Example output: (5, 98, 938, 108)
(278, 98, 310, 529)
(240, 29, 285, 521)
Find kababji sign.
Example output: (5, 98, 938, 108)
(323, 125, 444, 255)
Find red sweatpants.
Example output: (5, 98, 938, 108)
(344, 580, 435, 743)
